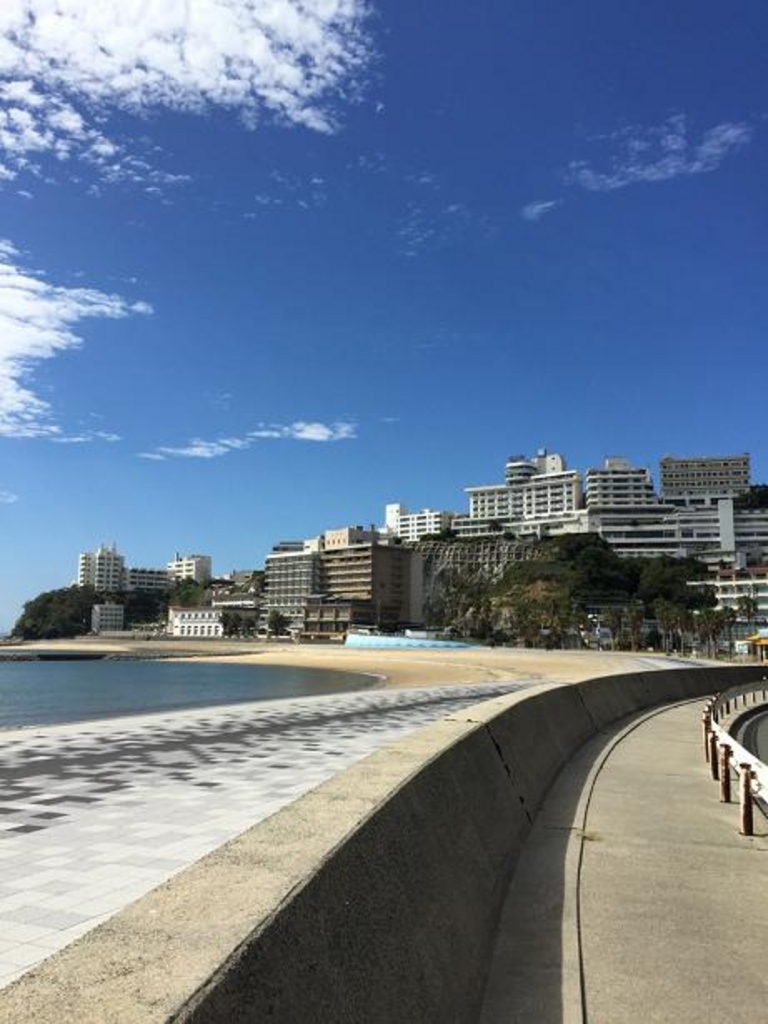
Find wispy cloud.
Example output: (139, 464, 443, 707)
(0, 489, 18, 504)
(520, 199, 561, 222)
(140, 421, 357, 460)
(243, 170, 327, 217)
(51, 430, 121, 444)
(0, 1, 374, 189)
(566, 115, 753, 192)
(397, 201, 477, 257)
(0, 239, 150, 438)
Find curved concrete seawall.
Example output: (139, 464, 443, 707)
(1, 665, 765, 1024)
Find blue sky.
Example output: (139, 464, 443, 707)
(1, 1, 766, 630)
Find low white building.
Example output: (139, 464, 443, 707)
(167, 607, 223, 638)
(384, 504, 455, 542)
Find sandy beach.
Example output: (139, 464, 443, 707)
(5, 638, 676, 689)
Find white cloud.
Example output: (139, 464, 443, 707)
(141, 420, 356, 459)
(0, 489, 18, 503)
(567, 115, 752, 192)
(0, 239, 150, 438)
(520, 199, 561, 222)
(0, 2, 373, 187)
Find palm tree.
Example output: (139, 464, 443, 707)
(737, 592, 759, 633)
(696, 608, 722, 659)
(604, 608, 623, 651)
(626, 601, 645, 651)
(720, 606, 738, 659)
(654, 599, 679, 654)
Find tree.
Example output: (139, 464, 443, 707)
(736, 593, 759, 632)
(220, 611, 244, 637)
(267, 610, 290, 636)
(12, 587, 97, 640)
(626, 601, 645, 651)
(654, 599, 680, 654)
(720, 606, 738, 658)
(695, 608, 722, 659)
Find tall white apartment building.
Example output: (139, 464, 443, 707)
(457, 449, 582, 536)
(466, 485, 512, 522)
(167, 554, 212, 585)
(522, 469, 582, 521)
(585, 458, 658, 508)
(384, 504, 455, 542)
(78, 544, 125, 591)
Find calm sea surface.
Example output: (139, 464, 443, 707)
(0, 659, 376, 729)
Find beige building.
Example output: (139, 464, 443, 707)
(660, 454, 751, 502)
(320, 537, 423, 631)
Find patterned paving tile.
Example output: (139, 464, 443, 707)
(0, 680, 525, 987)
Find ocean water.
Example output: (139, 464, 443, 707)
(0, 659, 376, 729)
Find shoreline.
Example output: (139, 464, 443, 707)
(3, 637, 685, 691)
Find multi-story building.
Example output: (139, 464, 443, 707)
(688, 567, 768, 621)
(384, 504, 455, 543)
(263, 538, 324, 629)
(167, 607, 223, 638)
(124, 567, 171, 592)
(320, 536, 423, 630)
(167, 554, 212, 585)
(78, 544, 125, 591)
(457, 449, 582, 537)
(660, 454, 751, 504)
(91, 603, 125, 634)
(585, 458, 658, 508)
(522, 468, 582, 522)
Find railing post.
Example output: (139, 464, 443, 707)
(740, 765, 755, 836)
(703, 709, 712, 762)
(710, 732, 720, 780)
(719, 745, 732, 803)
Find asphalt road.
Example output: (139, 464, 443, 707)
(737, 707, 768, 762)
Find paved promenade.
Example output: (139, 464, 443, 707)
(0, 680, 526, 989)
(480, 699, 768, 1023)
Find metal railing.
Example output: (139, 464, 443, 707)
(702, 681, 768, 835)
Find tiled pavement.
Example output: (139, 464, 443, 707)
(0, 680, 527, 988)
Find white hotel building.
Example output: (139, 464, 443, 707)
(167, 607, 223, 638)
(384, 504, 456, 543)
(167, 554, 212, 585)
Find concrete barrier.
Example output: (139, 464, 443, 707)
(1, 665, 766, 1024)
